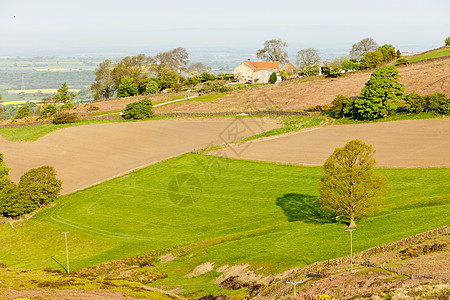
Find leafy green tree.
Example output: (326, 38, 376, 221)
(378, 44, 396, 62)
(445, 36, 450, 46)
(113, 54, 153, 87)
(200, 72, 216, 82)
(354, 66, 404, 120)
(0, 179, 36, 217)
(40, 104, 57, 118)
(159, 69, 179, 90)
(426, 92, 450, 114)
(319, 140, 387, 227)
(54, 82, 76, 104)
(19, 166, 62, 208)
(361, 50, 384, 69)
(303, 64, 320, 77)
(145, 81, 159, 94)
(404, 92, 426, 113)
(332, 95, 354, 118)
(256, 39, 289, 65)
(117, 77, 138, 97)
(15, 104, 32, 119)
(122, 98, 154, 119)
(269, 72, 278, 84)
(342, 59, 361, 72)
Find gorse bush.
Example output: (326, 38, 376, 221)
(52, 111, 79, 124)
(200, 81, 226, 93)
(122, 98, 154, 120)
(40, 104, 57, 118)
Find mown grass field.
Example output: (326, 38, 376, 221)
(407, 47, 450, 62)
(0, 154, 448, 296)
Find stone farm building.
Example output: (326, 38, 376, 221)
(233, 60, 281, 83)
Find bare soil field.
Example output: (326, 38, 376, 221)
(155, 56, 450, 113)
(209, 118, 450, 168)
(0, 118, 279, 194)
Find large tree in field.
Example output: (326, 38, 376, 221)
(113, 54, 152, 87)
(91, 59, 116, 100)
(319, 140, 387, 227)
(296, 48, 321, 70)
(256, 39, 289, 64)
(354, 65, 404, 120)
(350, 38, 378, 61)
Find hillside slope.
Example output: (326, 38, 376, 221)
(155, 56, 450, 113)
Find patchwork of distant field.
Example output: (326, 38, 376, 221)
(0, 155, 448, 281)
(0, 57, 102, 102)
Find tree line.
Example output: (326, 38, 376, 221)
(255, 37, 401, 78)
(90, 48, 219, 100)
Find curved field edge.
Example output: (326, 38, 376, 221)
(0, 115, 319, 142)
(0, 154, 448, 296)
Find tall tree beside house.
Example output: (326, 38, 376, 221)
(350, 38, 378, 61)
(319, 140, 387, 227)
(296, 48, 321, 71)
(256, 39, 289, 65)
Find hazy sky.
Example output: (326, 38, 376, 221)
(1, 0, 449, 56)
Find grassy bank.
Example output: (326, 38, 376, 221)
(0, 154, 448, 296)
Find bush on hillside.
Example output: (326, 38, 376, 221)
(303, 64, 320, 77)
(40, 104, 57, 118)
(426, 92, 450, 114)
(331, 95, 354, 118)
(200, 81, 226, 93)
(445, 36, 450, 46)
(122, 98, 154, 120)
(117, 77, 138, 98)
(52, 111, 79, 124)
(404, 92, 427, 113)
(145, 81, 159, 94)
(15, 104, 32, 119)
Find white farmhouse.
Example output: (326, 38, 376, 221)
(233, 60, 280, 83)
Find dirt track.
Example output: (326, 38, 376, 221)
(210, 118, 450, 168)
(0, 118, 279, 194)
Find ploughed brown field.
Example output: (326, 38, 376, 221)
(0, 118, 279, 194)
(209, 118, 450, 168)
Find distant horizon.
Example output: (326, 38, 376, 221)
(1, 0, 448, 59)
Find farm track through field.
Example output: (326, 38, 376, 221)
(210, 118, 450, 168)
(0, 118, 279, 194)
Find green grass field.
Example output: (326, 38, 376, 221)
(0, 154, 448, 296)
(407, 47, 450, 62)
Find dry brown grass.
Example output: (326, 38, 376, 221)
(155, 56, 450, 113)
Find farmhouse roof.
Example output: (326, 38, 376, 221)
(243, 61, 280, 72)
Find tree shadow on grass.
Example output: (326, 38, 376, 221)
(276, 193, 333, 224)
